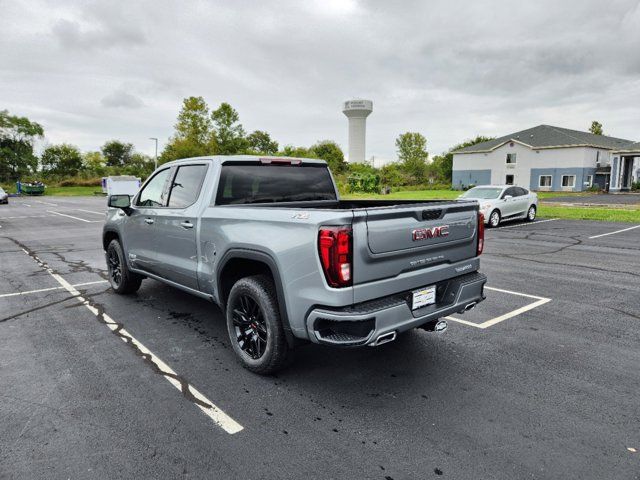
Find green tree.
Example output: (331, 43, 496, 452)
(122, 152, 154, 178)
(211, 103, 247, 155)
(279, 145, 310, 158)
(431, 135, 495, 183)
(160, 96, 218, 164)
(101, 140, 134, 167)
(82, 151, 106, 173)
(589, 120, 603, 135)
(308, 140, 346, 173)
(175, 96, 213, 144)
(246, 130, 278, 154)
(0, 110, 44, 181)
(41, 144, 83, 176)
(395, 132, 429, 182)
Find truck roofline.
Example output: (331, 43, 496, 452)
(159, 155, 328, 168)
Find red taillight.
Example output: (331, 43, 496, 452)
(477, 212, 485, 255)
(318, 226, 352, 288)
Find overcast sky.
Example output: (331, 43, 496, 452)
(1, 0, 639, 160)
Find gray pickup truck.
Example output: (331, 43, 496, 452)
(103, 156, 486, 374)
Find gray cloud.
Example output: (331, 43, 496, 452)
(0, 0, 638, 159)
(101, 90, 144, 109)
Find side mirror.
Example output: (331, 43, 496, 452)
(503, 195, 513, 200)
(108, 194, 132, 214)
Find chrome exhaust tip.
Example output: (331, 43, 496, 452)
(458, 302, 477, 314)
(371, 331, 397, 346)
(419, 319, 448, 333)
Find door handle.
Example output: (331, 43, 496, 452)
(180, 221, 194, 229)
(144, 218, 154, 225)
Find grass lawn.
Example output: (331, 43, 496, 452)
(343, 190, 640, 223)
(538, 205, 640, 223)
(42, 186, 102, 196)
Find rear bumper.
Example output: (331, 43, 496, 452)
(306, 271, 487, 346)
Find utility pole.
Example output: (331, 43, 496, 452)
(149, 137, 158, 170)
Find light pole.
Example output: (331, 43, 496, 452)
(149, 137, 158, 170)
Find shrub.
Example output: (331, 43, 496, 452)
(632, 181, 640, 191)
(347, 173, 380, 193)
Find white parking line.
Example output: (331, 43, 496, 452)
(76, 209, 105, 215)
(18, 248, 243, 434)
(588, 224, 640, 239)
(496, 218, 559, 230)
(36, 200, 58, 206)
(47, 211, 101, 223)
(0, 280, 108, 298)
(446, 286, 551, 329)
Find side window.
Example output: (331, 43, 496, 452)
(503, 187, 517, 198)
(136, 168, 171, 207)
(167, 164, 208, 208)
(515, 187, 528, 196)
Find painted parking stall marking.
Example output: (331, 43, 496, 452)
(76, 208, 105, 215)
(588, 224, 640, 239)
(47, 210, 102, 223)
(0, 280, 108, 298)
(446, 286, 551, 329)
(14, 240, 243, 435)
(496, 218, 559, 230)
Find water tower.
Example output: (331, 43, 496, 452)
(342, 99, 373, 163)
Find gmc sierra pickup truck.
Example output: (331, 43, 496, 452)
(103, 156, 486, 374)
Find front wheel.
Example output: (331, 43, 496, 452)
(106, 239, 143, 294)
(488, 209, 501, 228)
(526, 205, 537, 222)
(226, 275, 291, 375)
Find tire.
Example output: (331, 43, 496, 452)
(488, 209, 501, 228)
(526, 205, 537, 222)
(106, 239, 143, 294)
(226, 275, 291, 375)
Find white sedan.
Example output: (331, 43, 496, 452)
(459, 185, 538, 227)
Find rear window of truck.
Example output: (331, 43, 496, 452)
(216, 163, 337, 205)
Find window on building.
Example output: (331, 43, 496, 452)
(506, 153, 517, 164)
(561, 175, 576, 187)
(585, 175, 593, 187)
(539, 175, 552, 187)
(505, 174, 514, 185)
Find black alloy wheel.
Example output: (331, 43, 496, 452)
(107, 246, 122, 288)
(232, 294, 268, 359)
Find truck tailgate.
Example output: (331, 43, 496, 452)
(353, 201, 479, 285)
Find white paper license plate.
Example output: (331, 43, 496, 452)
(412, 285, 436, 310)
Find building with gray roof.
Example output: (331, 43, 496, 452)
(452, 125, 639, 192)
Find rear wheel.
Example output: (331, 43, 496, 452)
(488, 209, 501, 228)
(226, 275, 291, 374)
(106, 239, 143, 294)
(526, 205, 537, 222)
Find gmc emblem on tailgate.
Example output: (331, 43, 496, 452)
(412, 225, 449, 241)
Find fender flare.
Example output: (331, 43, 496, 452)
(217, 248, 297, 347)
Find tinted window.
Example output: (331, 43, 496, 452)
(216, 164, 336, 205)
(504, 187, 518, 198)
(460, 187, 502, 199)
(136, 168, 171, 207)
(516, 187, 528, 196)
(168, 164, 208, 208)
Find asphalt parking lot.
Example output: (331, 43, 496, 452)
(1, 197, 639, 479)
(543, 192, 640, 206)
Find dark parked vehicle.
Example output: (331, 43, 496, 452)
(103, 156, 487, 374)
